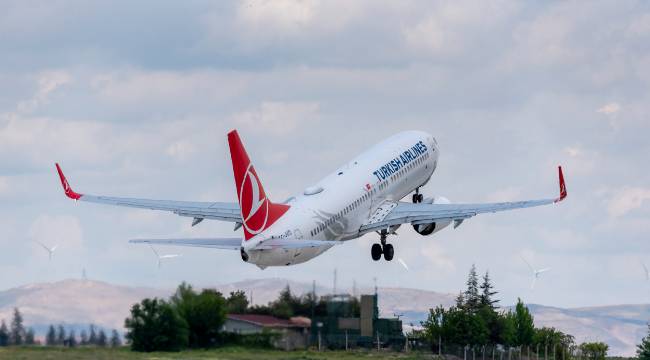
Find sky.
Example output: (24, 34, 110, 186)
(1, 0, 649, 308)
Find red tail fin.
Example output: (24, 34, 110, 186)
(228, 130, 289, 241)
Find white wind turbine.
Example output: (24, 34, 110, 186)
(149, 244, 181, 268)
(397, 258, 410, 271)
(642, 261, 649, 281)
(35, 241, 58, 261)
(521, 255, 551, 290)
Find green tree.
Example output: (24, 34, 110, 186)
(125, 297, 189, 352)
(580, 342, 608, 360)
(421, 306, 445, 349)
(637, 324, 650, 360)
(534, 327, 575, 359)
(88, 324, 97, 345)
(479, 271, 499, 309)
(97, 329, 107, 347)
(465, 265, 480, 312)
(0, 321, 8, 346)
(56, 325, 66, 345)
(110, 330, 122, 347)
(226, 290, 249, 314)
(514, 299, 534, 346)
(67, 329, 77, 347)
(499, 311, 517, 347)
(46, 325, 57, 346)
(170, 284, 227, 348)
(24, 328, 35, 345)
(10, 308, 24, 345)
(441, 306, 489, 346)
(80, 329, 88, 345)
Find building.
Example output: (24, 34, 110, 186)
(223, 314, 311, 350)
(311, 294, 404, 350)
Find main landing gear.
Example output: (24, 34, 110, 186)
(412, 187, 423, 203)
(371, 229, 394, 262)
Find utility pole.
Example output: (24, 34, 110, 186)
(345, 330, 348, 351)
(376, 331, 380, 351)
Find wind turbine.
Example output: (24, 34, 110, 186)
(642, 261, 649, 281)
(149, 244, 181, 268)
(520, 255, 550, 290)
(35, 241, 58, 261)
(398, 258, 410, 271)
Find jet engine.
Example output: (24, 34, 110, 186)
(412, 196, 452, 236)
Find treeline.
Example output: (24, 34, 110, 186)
(0, 307, 121, 348)
(0, 308, 36, 346)
(420, 265, 608, 359)
(44, 324, 121, 348)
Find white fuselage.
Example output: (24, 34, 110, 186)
(243, 131, 439, 268)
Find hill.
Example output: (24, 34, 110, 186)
(0, 278, 646, 356)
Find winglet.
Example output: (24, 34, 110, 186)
(555, 165, 567, 203)
(55, 163, 83, 200)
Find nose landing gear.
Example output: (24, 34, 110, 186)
(371, 229, 394, 261)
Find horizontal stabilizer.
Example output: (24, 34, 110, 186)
(254, 239, 339, 250)
(129, 237, 241, 250)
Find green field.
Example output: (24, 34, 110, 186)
(0, 346, 434, 360)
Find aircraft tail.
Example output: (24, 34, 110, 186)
(228, 130, 290, 241)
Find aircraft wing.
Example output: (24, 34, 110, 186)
(360, 166, 567, 235)
(130, 238, 242, 250)
(55, 164, 241, 224)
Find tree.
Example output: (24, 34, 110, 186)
(422, 306, 445, 350)
(80, 329, 88, 345)
(464, 265, 480, 312)
(479, 271, 499, 309)
(97, 329, 107, 347)
(46, 325, 57, 346)
(56, 325, 66, 345)
(170, 284, 227, 348)
(442, 306, 489, 346)
(534, 327, 575, 359)
(10, 308, 25, 345)
(24, 328, 35, 345)
(580, 342, 608, 360)
(637, 324, 650, 360)
(110, 330, 122, 348)
(88, 324, 97, 345)
(514, 299, 534, 346)
(125, 297, 189, 352)
(0, 321, 8, 346)
(67, 329, 77, 347)
(226, 290, 249, 314)
(499, 311, 517, 347)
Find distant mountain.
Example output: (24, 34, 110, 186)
(0, 279, 168, 336)
(0, 278, 646, 356)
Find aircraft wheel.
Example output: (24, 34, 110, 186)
(371, 243, 383, 261)
(383, 244, 394, 261)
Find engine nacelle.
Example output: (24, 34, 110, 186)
(412, 196, 452, 236)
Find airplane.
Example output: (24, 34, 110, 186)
(55, 130, 567, 269)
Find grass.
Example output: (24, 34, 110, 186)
(0, 346, 436, 360)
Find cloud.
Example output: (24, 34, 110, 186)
(0, 177, 8, 195)
(237, 0, 317, 32)
(166, 140, 197, 161)
(16, 71, 71, 113)
(597, 102, 620, 115)
(420, 242, 455, 272)
(230, 101, 320, 136)
(607, 187, 650, 218)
